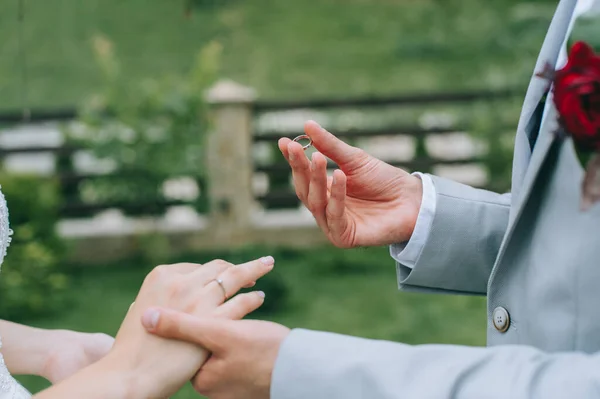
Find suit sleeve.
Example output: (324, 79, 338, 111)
(271, 329, 600, 399)
(392, 174, 511, 296)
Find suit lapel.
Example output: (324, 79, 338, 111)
(488, 0, 577, 292)
(509, 0, 577, 213)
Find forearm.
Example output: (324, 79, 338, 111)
(0, 320, 52, 377)
(273, 329, 600, 399)
(33, 354, 139, 399)
(35, 340, 208, 399)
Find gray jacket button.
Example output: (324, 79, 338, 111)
(492, 307, 510, 333)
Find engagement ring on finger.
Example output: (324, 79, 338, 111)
(293, 134, 313, 150)
(215, 278, 229, 300)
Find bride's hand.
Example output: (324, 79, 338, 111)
(34, 257, 274, 399)
(113, 257, 274, 398)
(41, 330, 114, 383)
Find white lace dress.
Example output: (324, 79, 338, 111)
(0, 187, 32, 399)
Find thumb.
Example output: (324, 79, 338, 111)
(304, 120, 364, 166)
(142, 307, 231, 351)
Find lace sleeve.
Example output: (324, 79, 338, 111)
(0, 187, 30, 398)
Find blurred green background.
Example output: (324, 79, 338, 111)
(0, 0, 558, 397)
(0, 0, 557, 109)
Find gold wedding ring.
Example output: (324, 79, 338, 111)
(214, 278, 228, 300)
(293, 134, 313, 150)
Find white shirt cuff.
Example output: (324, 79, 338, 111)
(389, 172, 436, 269)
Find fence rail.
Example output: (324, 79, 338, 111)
(0, 108, 78, 124)
(253, 88, 520, 111)
(0, 88, 521, 124)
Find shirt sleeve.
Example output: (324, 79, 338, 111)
(389, 172, 436, 269)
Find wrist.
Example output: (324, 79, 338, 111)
(38, 329, 75, 381)
(401, 173, 424, 239)
(103, 339, 201, 399)
(34, 352, 143, 399)
(9, 326, 54, 378)
(90, 352, 147, 399)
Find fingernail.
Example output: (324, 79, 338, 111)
(289, 151, 296, 161)
(257, 291, 266, 298)
(142, 309, 160, 330)
(260, 256, 274, 266)
(332, 173, 337, 184)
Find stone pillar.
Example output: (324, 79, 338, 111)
(205, 80, 257, 242)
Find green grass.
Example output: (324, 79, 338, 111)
(0, 0, 558, 110)
(13, 244, 486, 397)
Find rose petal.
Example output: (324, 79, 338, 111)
(551, 41, 600, 150)
(570, 41, 595, 67)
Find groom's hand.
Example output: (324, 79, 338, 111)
(142, 307, 290, 399)
(278, 120, 423, 248)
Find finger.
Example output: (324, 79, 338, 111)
(141, 263, 204, 299)
(287, 141, 311, 203)
(214, 291, 265, 320)
(307, 152, 330, 233)
(326, 169, 350, 240)
(243, 281, 256, 288)
(304, 120, 364, 167)
(206, 256, 275, 306)
(189, 259, 234, 286)
(142, 307, 230, 352)
(278, 137, 292, 162)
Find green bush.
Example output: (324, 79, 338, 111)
(64, 35, 221, 216)
(0, 174, 69, 321)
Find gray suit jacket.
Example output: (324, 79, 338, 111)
(271, 0, 600, 397)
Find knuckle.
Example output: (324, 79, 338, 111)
(299, 160, 310, 172)
(144, 265, 170, 285)
(179, 262, 199, 269)
(166, 278, 187, 300)
(150, 264, 169, 278)
(209, 259, 233, 271)
(213, 259, 229, 266)
(160, 313, 182, 336)
(155, 313, 173, 334)
(227, 264, 247, 281)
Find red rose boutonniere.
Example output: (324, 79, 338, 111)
(537, 41, 600, 210)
